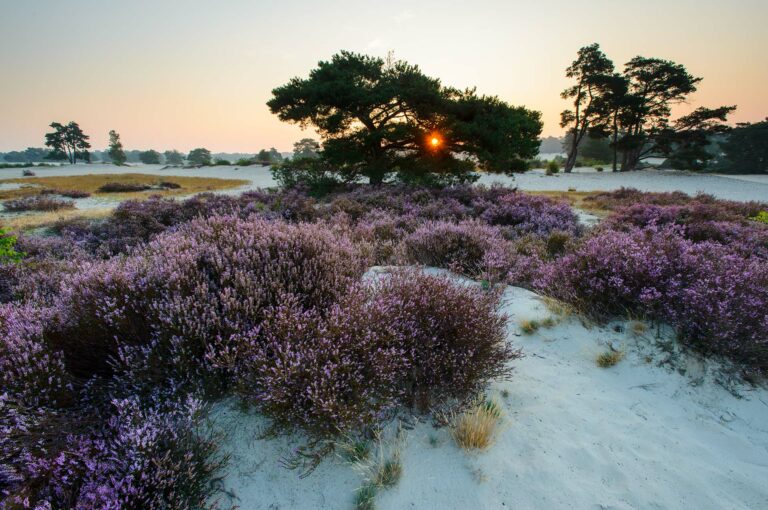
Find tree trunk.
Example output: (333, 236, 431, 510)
(611, 114, 619, 172)
(564, 128, 579, 173)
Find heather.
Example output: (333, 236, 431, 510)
(0, 204, 518, 506)
(3, 181, 768, 506)
(2, 196, 76, 212)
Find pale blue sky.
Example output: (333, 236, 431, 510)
(1, 0, 766, 151)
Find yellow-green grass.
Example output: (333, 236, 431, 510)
(0, 173, 248, 200)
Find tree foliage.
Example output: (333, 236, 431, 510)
(139, 150, 162, 165)
(164, 150, 185, 165)
(560, 45, 736, 172)
(718, 119, 768, 174)
(107, 130, 127, 166)
(292, 138, 321, 160)
(44, 121, 91, 164)
(268, 51, 541, 184)
(560, 43, 615, 172)
(187, 148, 212, 166)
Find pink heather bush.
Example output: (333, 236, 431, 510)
(2, 393, 224, 509)
(674, 244, 768, 369)
(537, 225, 768, 374)
(225, 290, 409, 436)
(479, 192, 580, 236)
(48, 215, 365, 380)
(403, 220, 505, 276)
(375, 271, 516, 411)
(0, 304, 71, 408)
(225, 271, 515, 436)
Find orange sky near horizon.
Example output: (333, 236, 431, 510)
(1, 0, 766, 153)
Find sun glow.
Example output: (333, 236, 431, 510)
(429, 134, 442, 148)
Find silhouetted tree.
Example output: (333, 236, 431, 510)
(293, 138, 321, 159)
(269, 51, 541, 184)
(654, 106, 736, 171)
(717, 118, 767, 174)
(107, 130, 127, 165)
(560, 44, 615, 173)
(45, 121, 91, 164)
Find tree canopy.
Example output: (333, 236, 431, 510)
(560, 44, 735, 171)
(268, 51, 542, 184)
(44, 121, 91, 164)
(292, 138, 321, 160)
(139, 149, 161, 165)
(164, 150, 185, 166)
(187, 148, 212, 166)
(718, 119, 768, 174)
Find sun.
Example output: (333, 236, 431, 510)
(428, 134, 442, 148)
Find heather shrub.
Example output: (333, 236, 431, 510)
(41, 188, 91, 199)
(374, 271, 516, 412)
(47, 215, 366, 381)
(225, 271, 514, 437)
(402, 221, 503, 276)
(536, 226, 691, 319)
(537, 225, 768, 374)
(2, 196, 75, 212)
(479, 193, 580, 236)
(226, 290, 408, 436)
(674, 243, 768, 371)
(585, 187, 765, 217)
(2, 394, 224, 509)
(0, 303, 71, 407)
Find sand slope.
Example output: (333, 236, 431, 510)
(212, 275, 768, 510)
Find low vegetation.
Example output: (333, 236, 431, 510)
(451, 398, 504, 450)
(2, 195, 75, 212)
(0, 173, 247, 201)
(1, 182, 766, 507)
(596, 350, 624, 368)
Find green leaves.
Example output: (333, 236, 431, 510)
(0, 228, 23, 264)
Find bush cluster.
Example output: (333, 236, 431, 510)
(1, 211, 515, 506)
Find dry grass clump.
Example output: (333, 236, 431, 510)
(596, 350, 624, 368)
(451, 398, 504, 451)
(519, 319, 540, 335)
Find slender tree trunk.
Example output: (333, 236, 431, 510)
(564, 127, 580, 173)
(611, 113, 619, 172)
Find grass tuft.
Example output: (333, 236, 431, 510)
(519, 319, 540, 335)
(451, 398, 504, 451)
(596, 350, 624, 368)
(354, 484, 377, 510)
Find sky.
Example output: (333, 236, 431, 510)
(0, 0, 766, 152)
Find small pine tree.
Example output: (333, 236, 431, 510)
(108, 130, 127, 165)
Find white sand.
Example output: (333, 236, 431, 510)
(211, 270, 768, 510)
